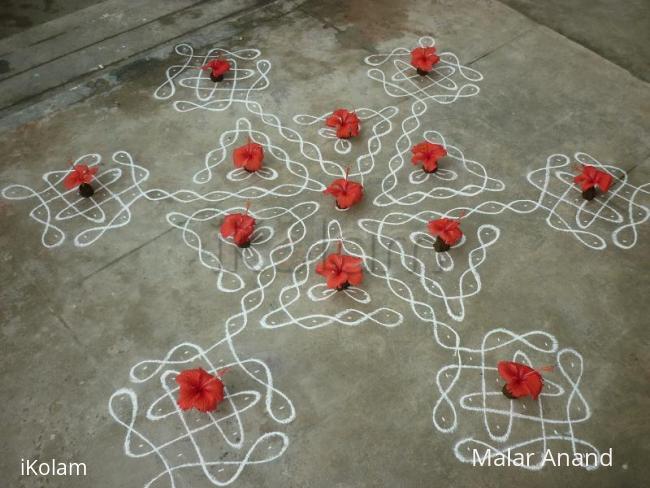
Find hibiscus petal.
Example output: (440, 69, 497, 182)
(523, 372, 544, 400)
(176, 368, 202, 387)
(193, 394, 216, 413)
(233, 146, 253, 169)
(177, 391, 197, 411)
(234, 228, 253, 245)
(427, 220, 444, 235)
(326, 272, 347, 289)
(329, 254, 345, 269)
(324, 179, 346, 197)
(341, 256, 362, 272)
(595, 171, 613, 192)
(220, 216, 238, 238)
(411, 153, 425, 165)
(442, 228, 462, 246)
(497, 361, 519, 382)
(336, 182, 363, 208)
(574, 173, 590, 190)
(63, 172, 81, 190)
(175, 368, 224, 412)
(422, 158, 438, 172)
(505, 380, 530, 398)
(432, 145, 447, 158)
(346, 271, 363, 286)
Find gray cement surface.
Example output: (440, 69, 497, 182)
(500, 0, 650, 82)
(0, 1, 649, 487)
(0, 0, 104, 39)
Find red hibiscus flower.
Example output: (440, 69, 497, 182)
(63, 164, 98, 190)
(176, 367, 226, 413)
(574, 165, 613, 193)
(233, 140, 264, 172)
(411, 141, 447, 173)
(220, 204, 256, 247)
(410, 47, 440, 74)
(202, 59, 231, 79)
(326, 109, 360, 139)
(427, 217, 463, 246)
(315, 242, 363, 290)
(323, 167, 364, 209)
(498, 361, 552, 400)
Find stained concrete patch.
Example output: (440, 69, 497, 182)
(0, 0, 104, 39)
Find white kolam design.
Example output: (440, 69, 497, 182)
(432, 327, 601, 470)
(0, 109, 335, 249)
(1, 148, 315, 249)
(364, 36, 483, 105)
(192, 117, 324, 198)
(109, 329, 295, 487)
(363, 37, 496, 209)
(527, 152, 649, 250)
(154, 44, 270, 112)
(374, 123, 505, 206)
(260, 220, 404, 330)
(359, 211, 500, 321)
(3, 37, 624, 480)
(154, 44, 403, 190)
(166, 202, 319, 292)
(292, 107, 398, 185)
(252, 218, 465, 346)
(1, 152, 150, 248)
(434, 152, 649, 251)
(109, 184, 312, 486)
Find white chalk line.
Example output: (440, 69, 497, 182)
(103, 45, 324, 488)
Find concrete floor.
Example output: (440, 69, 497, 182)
(500, 0, 650, 82)
(0, 1, 649, 487)
(0, 0, 104, 39)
